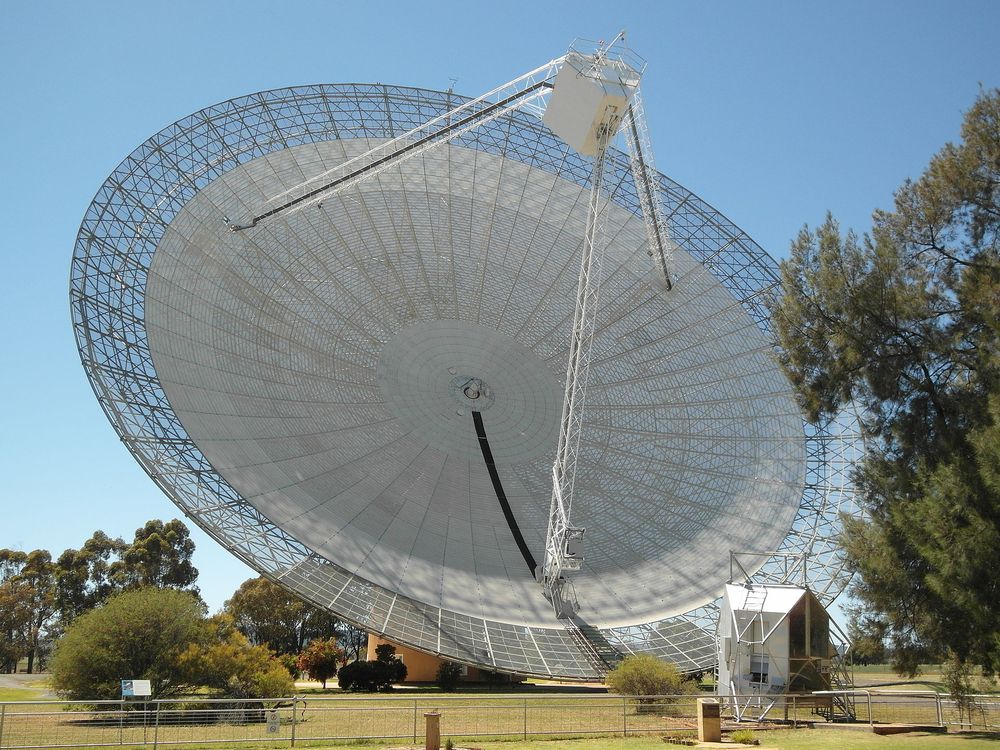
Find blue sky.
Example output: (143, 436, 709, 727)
(1, 0, 998, 615)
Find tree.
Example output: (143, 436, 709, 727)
(17, 551, 57, 673)
(49, 588, 208, 700)
(338, 623, 368, 663)
(225, 576, 341, 656)
(0, 521, 200, 676)
(178, 615, 293, 699)
(337, 645, 407, 692)
(605, 654, 692, 699)
(0, 575, 32, 673)
(54, 531, 127, 623)
(436, 661, 462, 691)
(0, 549, 57, 673)
(115, 520, 198, 591)
(374, 643, 407, 685)
(296, 638, 343, 688)
(53, 521, 199, 628)
(770, 89, 1000, 676)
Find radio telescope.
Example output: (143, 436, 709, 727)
(71, 39, 861, 679)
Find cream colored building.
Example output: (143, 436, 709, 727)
(365, 635, 523, 684)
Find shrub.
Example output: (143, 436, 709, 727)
(436, 661, 462, 691)
(374, 643, 407, 684)
(730, 728, 757, 745)
(605, 655, 698, 713)
(337, 659, 368, 691)
(50, 588, 207, 700)
(337, 656, 404, 692)
(605, 654, 688, 696)
(177, 615, 294, 699)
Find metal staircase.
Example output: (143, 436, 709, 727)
(566, 619, 624, 676)
(813, 651, 856, 721)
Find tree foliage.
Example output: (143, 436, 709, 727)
(50, 589, 292, 701)
(435, 661, 462, 691)
(337, 644, 407, 692)
(178, 615, 293, 699)
(225, 576, 341, 656)
(296, 638, 343, 688)
(49, 588, 208, 700)
(0, 549, 57, 673)
(771, 89, 1000, 676)
(604, 654, 693, 698)
(1, 520, 201, 673)
(117, 520, 198, 591)
(54, 531, 126, 623)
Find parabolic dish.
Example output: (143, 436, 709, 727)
(71, 83, 861, 678)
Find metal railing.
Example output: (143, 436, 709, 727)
(0, 691, 997, 749)
(814, 689, 1000, 731)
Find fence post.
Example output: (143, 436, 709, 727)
(119, 700, 124, 746)
(523, 698, 527, 740)
(152, 702, 160, 750)
(1, 703, 6, 750)
(413, 699, 418, 742)
(622, 697, 627, 736)
(792, 695, 796, 728)
(291, 697, 298, 747)
(935, 694, 943, 728)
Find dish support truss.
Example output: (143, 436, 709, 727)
(70, 82, 863, 680)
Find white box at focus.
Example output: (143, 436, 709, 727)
(542, 57, 634, 157)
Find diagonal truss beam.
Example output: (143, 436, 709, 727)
(229, 59, 565, 231)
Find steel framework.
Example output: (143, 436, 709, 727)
(71, 82, 863, 679)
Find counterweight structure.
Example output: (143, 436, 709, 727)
(70, 40, 863, 679)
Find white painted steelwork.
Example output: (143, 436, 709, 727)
(71, 79, 863, 679)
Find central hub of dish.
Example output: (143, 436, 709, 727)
(374, 319, 562, 463)
(450, 375, 494, 412)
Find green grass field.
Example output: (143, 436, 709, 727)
(1, 678, 997, 750)
(0, 682, 52, 702)
(464, 731, 1000, 749)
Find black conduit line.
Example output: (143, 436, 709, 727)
(472, 411, 538, 577)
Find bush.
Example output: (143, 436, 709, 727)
(436, 661, 462, 691)
(337, 656, 404, 692)
(50, 588, 207, 700)
(177, 615, 294, 699)
(605, 655, 698, 713)
(605, 654, 689, 696)
(50, 591, 293, 702)
(336, 659, 367, 690)
(335, 644, 409, 693)
(730, 728, 757, 745)
(374, 643, 407, 684)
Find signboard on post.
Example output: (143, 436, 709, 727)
(121, 680, 152, 698)
(266, 711, 280, 733)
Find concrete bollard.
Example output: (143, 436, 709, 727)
(697, 697, 721, 743)
(424, 711, 441, 750)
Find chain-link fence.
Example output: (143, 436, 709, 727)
(0, 691, 997, 749)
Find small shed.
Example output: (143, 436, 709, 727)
(717, 583, 838, 720)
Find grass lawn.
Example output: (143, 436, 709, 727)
(422, 730, 998, 749)
(273, 729, 1000, 749)
(852, 665, 946, 675)
(0, 684, 52, 701)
